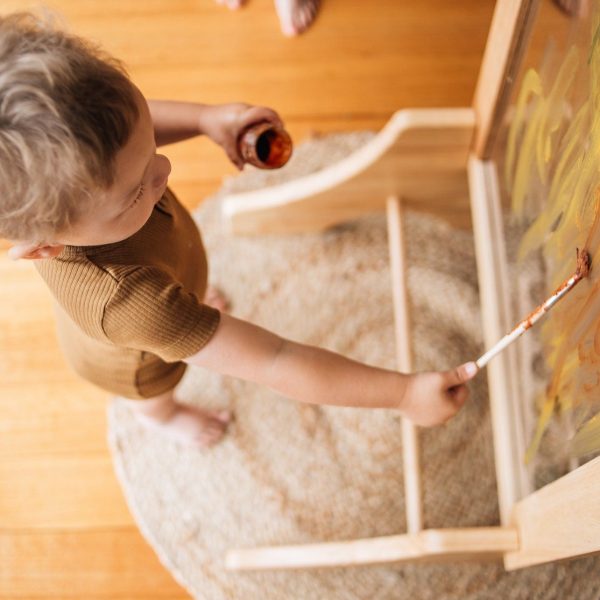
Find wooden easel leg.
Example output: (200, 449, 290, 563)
(386, 196, 423, 534)
(505, 456, 600, 569)
(467, 157, 532, 525)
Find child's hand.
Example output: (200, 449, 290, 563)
(200, 103, 284, 169)
(400, 362, 478, 427)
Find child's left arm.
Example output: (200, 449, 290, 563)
(148, 100, 283, 168)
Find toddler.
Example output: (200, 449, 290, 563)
(1, 13, 478, 448)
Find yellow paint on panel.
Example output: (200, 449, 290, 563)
(571, 412, 600, 455)
(506, 7, 600, 462)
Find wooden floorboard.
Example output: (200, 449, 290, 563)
(0, 0, 495, 597)
(0, 529, 189, 599)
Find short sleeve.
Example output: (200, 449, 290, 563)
(102, 266, 220, 363)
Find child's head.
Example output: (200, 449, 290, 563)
(0, 12, 171, 259)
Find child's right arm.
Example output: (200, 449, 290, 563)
(184, 313, 478, 427)
(148, 100, 282, 168)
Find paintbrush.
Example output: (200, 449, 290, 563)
(475, 248, 592, 370)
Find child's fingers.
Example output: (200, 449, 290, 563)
(443, 361, 478, 388)
(240, 106, 284, 130)
(224, 144, 244, 169)
(448, 383, 469, 408)
(215, 409, 232, 423)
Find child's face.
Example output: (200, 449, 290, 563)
(9, 87, 171, 259)
(64, 88, 172, 246)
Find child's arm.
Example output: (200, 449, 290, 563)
(147, 100, 282, 168)
(184, 313, 478, 427)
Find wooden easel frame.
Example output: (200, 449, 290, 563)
(222, 0, 600, 572)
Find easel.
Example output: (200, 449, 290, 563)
(221, 0, 600, 572)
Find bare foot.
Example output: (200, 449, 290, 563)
(125, 393, 232, 448)
(216, 0, 247, 9)
(152, 404, 232, 448)
(274, 0, 320, 36)
(204, 286, 230, 312)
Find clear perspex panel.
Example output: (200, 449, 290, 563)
(492, 0, 600, 489)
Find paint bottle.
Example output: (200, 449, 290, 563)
(238, 122, 293, 169)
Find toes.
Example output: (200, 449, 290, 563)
(208, 415, 230, 431)
(216, 0, 246, 10)
(196, 421, 228, 447)
(275, 0, 299, 36)
(201, 429, 225, 446)
(281, 24, 297, 37)
(198, 434, 220, 448)
(210, 409, 233, 428)
(279, 15, 297, 36)
(289, 1, 320, 36)
(293, 13, 305, 33)
(214, 409, 233, 423)
(202, 421, 227, 446)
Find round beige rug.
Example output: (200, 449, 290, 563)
(108, 133, 600, 599)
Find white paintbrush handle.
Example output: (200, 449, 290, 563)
(475, 271, 583, 370)
(476, 325, 527, 369)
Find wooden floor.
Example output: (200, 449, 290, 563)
(0, 1, 496, 597)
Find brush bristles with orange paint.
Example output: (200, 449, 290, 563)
(475, 248, 592, 370)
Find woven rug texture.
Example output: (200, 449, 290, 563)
(108, 132, 600, 600)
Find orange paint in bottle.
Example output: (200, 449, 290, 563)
(238, 122, 293, 169)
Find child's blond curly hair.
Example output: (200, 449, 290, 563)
(0, 12, 139, 243)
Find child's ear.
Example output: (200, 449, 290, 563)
(8, 242, 65, 261)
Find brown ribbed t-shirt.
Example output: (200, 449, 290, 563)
(34, 188, 220, 398)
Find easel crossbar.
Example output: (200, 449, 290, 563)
(225, 528, 519, 571)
